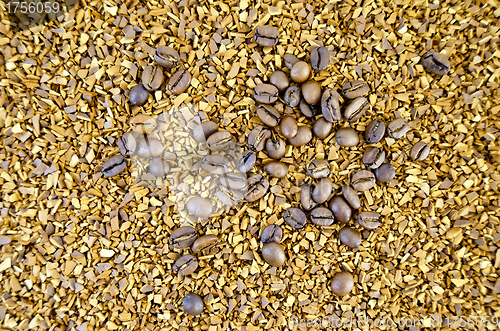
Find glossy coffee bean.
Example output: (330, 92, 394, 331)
(310, 46, 329, 70)
(248, 125, 271, 152)
(284, 208, 307, 229)
(374, 163, 396, 182)
(288, 126, 312, 146)
(307, 159, 330, 179)
(192, 121, 218, 142)
(142, 65, 163, 91)
(357, 211, 380, 229)
(344, 97, 369, 122)
(265, 161, 288, 178)
(339, 227, 362, 248)
(191, 234, 218, 253)
(254, 25, 279, 46)
(364, 119, 385, 143)
(301, 80, 321, 105)
(117, 132, 136, 156)
(262, 242, 286, 267)
(261, 224, 283, 244)
(312, 178, 333, 204)
(102, 154, 127, 177)
(217, 186, 244, 206)
(300, 184, 316, 211)
(269, 70, 289, 93)
(331, 271, 354, 296)
(342, 80, 369, 99)
(283, 53, 299, 69)
(265, 134, 286, 159)
(154, 45, 179, 68)
(173, 254, 198, 276)
(284, 86, 301, 107)
(245, 174, 269, 202)
(136, 138, 164, 158)
(299, 99, 318, 118)
(411, 141, 430, 161)
(254, 84, 278, 104)
(310, 207, 335, 226)
(321, 89, 341, 122)
(280, 115, 298, 139)
(207, 131, 235, 152)
(335, 128, 359, 147)
(220, 171, 247, 191)
(351, 170, 376, 191)
(186, 196, 213, 218)
(387, 118, 410, 139)
(342, 186, 360, 209)
(149, 157, 170, 177)
(170, 226, 198, 249)
(422, 50, 451, 75)
(290, 61, 311, 83)
(237, 150, 256, 173)
(313, 117, 332, 139)
(202, 155, 230, 175)
(168, 69, 191, 94)
(183, 293, 204, 316)
(129, 84, 149, 106)
(256, 104, 281, 127)
(362, 147, 385, 169)
(328, 196, 352, 223)
(130, 114, 156, 133)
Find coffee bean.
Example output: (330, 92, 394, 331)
(312, 178, 333, 204)
(117, 133, 136, 156)
(154, 45, 179, 68)
(262, 242, 286, 267)
(411, 141, 430, 161)
(207, 131, 235, 152)
(149, 157, 170, 177)
(265, 161, 288, 178)
(313, 117, 332, 139)
(310, 46, 329, 70)
(142, 65, 163, 91)
(342, 80, 369, 99)
(170, 226, 198, 249)
(265, 134, 286, 159)
(183, 293, 204, 316)
(422, 50, 451, 75)
(328, 196, 352, 223)
(344, 96, 369, 122)
(217, 186, 244, 206)
(261, 224, 283, 244)
(237, 150, 256, 173)
(220, 171, 247, 190)
(357, 211, 380, 229)
(248, 125, 271, 151)
(245, 174, 269, 202)
(331, 271, 354, 296)
(321, 89, 341, 122)
(168, 69, 191, 94)
(301, 80, 321, 105)
(335, 128, 359, 147)
(307, 159, 330, 179)
(136, 138, 164, 158)
(173, 254, 198, 276)
(256, 104, 281, 127)
(362, 147, 385, 169)
(387, 118, 410, 139)
(284, 208, 307, 229)
(288, 126, 312, 146)
(299, 99, 318, 118)
(202, 155, 230, 175)
(310, 207, 335, 226)
(364, 119, 385, 143)
(186, 196, 213, 218)
(191, 234, 218, 253)
(102, 154, 127, 177)
(129, 84, 149, 106)
(130, 114, 156, 133)
(254, 84, 278, 104)
(192, 121, 218, 142)
(269, 70, 289, 93)
(374, 163, 396, 182)
(290, 61, 311, 83)
(283, 53, 299, 69)
(280, 115, 298, 139)
(351, 170, 376, 191)
(339, 227, 362, 248)
(342, 186, 360, 209)
(254, 25, 279, 46)
(300, 184, 316, 211)
(284, 86, 301, 107)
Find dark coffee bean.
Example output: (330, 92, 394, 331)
(142, 65, 164, 91)
(283, 53, 299, 69)
(217, 186, 243, 206)
(374, 163, 396, 182)
(265, 134, 286, 159)
(321, 89, 341, 122)
(262, 242, 286, 267)
(342, 80, 369, 99)
(328, 196, 352, 223)
(299, 99, 318, 118)
(331, 271, 354, 296)
(313, 117, 332, 139)
(422, 50, 451, 75)
(136, 138, 164, 158)
(202, 155, 230, 175)
(237, 150, 256, 173)
(351, 170, 376, 191)
(310, 46, 329, 70)
(245, 174, 269, 202)
(357, 211, 380, 229)
(387, 118, 410, 139)
(154, 45, 179, 68)
(344, 97, 369, 122)
(254, 25, 279, 46)
(362, 147, 385, 169)
(364, 119, 386, 143)
(312, 178, 333, 204)
(129, 84, 149, 106)
(220, 171, 247, 190)
(280, 115, 298, 139)
(256, 104, 281, 127)
(288, 126, 312, 146)
(269, 70, 289, 93)
(290, 61, 311, 83)
(265, 161, 288, 178)
(248, 125, 271, 151)
(168, 69, 191, 94)
(310, 207, 335, 226)
(261, 224, 283, 244)
(300, 184, 316, 211)
(301, 80, 321, 105)
(102, 154, 127, 177)
(130, 114, 156, 133)
(149, 157, 170, 177)
(254, 84, 278, 104)
(117, 133, 136, 156)
(411, 141, 430, 161)
(191, 234, 218, 253)
(336, 128, 359, 147)
(173, 254, 198, 276)
(284, 208, 307, 229)
(183, 293, 204, 316)
(186, 196, 213, 218)
(342, 186, 360, 209)
(170, 226, 198, 249)
(192, 121, 218, 142)
(339, 227, 362, 248)
(207, 131, 235, 152)
(307, 159, 330, 179)
(284, 86, 301, 107)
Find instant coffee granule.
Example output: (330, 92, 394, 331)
(0, 0, 499, 330)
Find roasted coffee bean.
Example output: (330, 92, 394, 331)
(130, 114, 156, 133)
(207, 131, 235, 152)
(149, 157, 170, 177)
(173, 254, 198, 276)
(220, 171, 247, 190)
(170, 226, 198, 249)
(387, 118, 410, 139)
(191, 235, 218, 253)
(168, 69, 191, 94)
(269, 70, 289, 93)
(283, 86, 301, 107)
(254, 84, 278, 104)
(422, 50, 451, 75)
(284, 208, 307, 229)
(265, 161, 288, 178)
(248, 125, 271, 151)
(283, 53, 299, 69)
(262, 242, 286, 267)
(344, 97, 369, 122)
(312, 178, 333, 204)
(301, 80, 321, 105)
(192, 121, 218, 142)
(136, 138, 164, 157)
(362, 147, 385, 169)
(256, 104, 281, 127)
(129, 84, 149, 106)
(335, 128, 359, 147)
(351, 170, 376, 191)
(117, 133, 136, 156)
(202, 155, 230, 175)
(357, 211, 380, 229)
(300, 184, 316, 211)
(245, 174, 269, 202)
(288, 126, 312, 146)
(265, 134, 286, 159)
(411, 141, 430, 161)
(254, 25, 279, 46)
(321, 89, 341, 122)
(328, 196, 352, 223)
(186, 196, 213, 218)
(313, 117, 332, 139)
(310, 207, 335, 226)
(142, 65, 163, 91)
(299, 99, 318, 118)
(154, 45, 179, 68)
(342, 80, 369, 99)
(102, 154, 126, 177)
(280, 115, 298, 139)
(364, 119, 385, 143)
(261, 224, 283, 244)
(290, 61, 311, 83)
(217, 186, 244, 206)
(331, 271, 354, 296)
(307, 159, 330, 179)
(183, 293, 204, 316)
(339, 227, 362, 248)
(310, 46, 329, 70)
(374, 163, 396, 182)
(342, 186, 360, 209)
(237, 150, 256, 173)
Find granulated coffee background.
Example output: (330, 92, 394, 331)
(0, 0, 499, 330)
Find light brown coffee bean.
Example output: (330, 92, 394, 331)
(300, 183, 316, 211)
(261, 224, 283, 244)
(351, 170, 375, 191)
(328, 196, 352, 223)
(344, 97, 369, 122)
(269, 71, 289, 93)
(170, 226, 198, 249)
(254, 25, 279, 46)
(364, 119, 385, 143)
(313, 117, 332, 139)
(362, 147, 385, 169)
(342, 80, 369, 99)
(283, 53, 299, 69)
(254, 84, 278, 104)
(284, 86, 301, 107)
(310, 207, 335, 226)
(102, 154, 127, 177)
(307, 159, 330, 179)
(142, 65, 164, 91)
(154, 45, 179, 68)
(335, 128, 359, 147)
(387, 118, 410, 139)
(207, 131, 235, 152)
(339, 227, 362, 248)
(265, 161, 288, 178)
(312, 178, 333, 204)
(129, 84, 149, 106)
(301, 80, 321, 105)
(262, 242, 286, 267)
(192, 121, 218, 142)
(220, 171, 247, 191)
(265, 134, 286, 159)
(136, 138, 164, 158)
(331, 271, 354, 296)
(310, 46, 329, 70)
(280, 115, 298, 139)
(216, 186, 244, 206)
(422, 50, 451, 75)
(237, 150, 256, 173)
(411, 141, 430, 161)
(288, 126, 312, 146)
(248, 125, 271, 152)
(374, 163, 396, 182)
(117, 132, 136, 156)
(186, 196, 213, 218)
(321, 89, 341, 122)
(168, 69, 191, 94)
(299, 99, 318, 118)
(342, 186, 360, 209)
(290, 61, 311, 83)
(183, 293, 204, 316)
(191, 235, 218, 253)
(256, 104, 281, 127)
(130, 114, 156, 133)
(149, 157, 170, 177)
(357, 211, 380, 229)
(245, 174, 269, 202)
(202, 155, 230, 175)
(173, 254, 198, 276)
